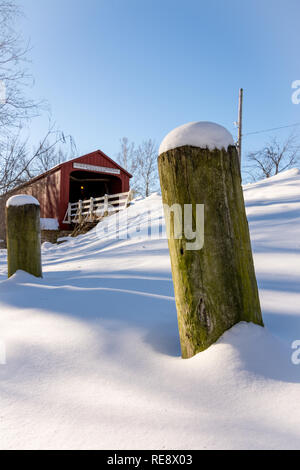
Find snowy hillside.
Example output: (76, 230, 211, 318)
(0, 169, 300, 450)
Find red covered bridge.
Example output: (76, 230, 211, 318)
(1, 150, 132, 232)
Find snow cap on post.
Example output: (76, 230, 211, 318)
(6, 194, 40, 208)
(159, 121, 235, 155)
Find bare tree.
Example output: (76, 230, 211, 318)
(0, 123, 76, 194)
(32, 132, 77, 174)
(133, 139, 159, 197)
(0, 131, 27, 192)
(117, 137, 159, 197)
(247, 133, 300, 181)
(117, 137, 136, 174)
(32, 144, 66, 174)
(0, 2, 77, 195)
(0, 0, 40, 132)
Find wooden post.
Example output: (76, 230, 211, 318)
(126, 190, 134, 207)
(104, 194, 109, 216)
(78, 200, 83, 224)
(67, 203, 72, 223)
(158, 122, 263, 359)
(6, 195, 42, 278)
(89, 197, 94, 221)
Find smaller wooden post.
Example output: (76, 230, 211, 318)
(67, 203, 72, 223)
(6, 195, 42, 278)
(126, 190, 134, 207)
(104, 194, 109, 216)
(78, 200, 83, 224)
(89, 197, 94, 221)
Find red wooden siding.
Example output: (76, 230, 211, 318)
(0, 150, 132, 234)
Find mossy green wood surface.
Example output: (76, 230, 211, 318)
(158, 145, 263, 359)
(6, 203, 42, 278)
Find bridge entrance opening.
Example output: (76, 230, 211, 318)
(69, 171, 122, 203)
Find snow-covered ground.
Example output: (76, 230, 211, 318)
(0, 169, 300, 450)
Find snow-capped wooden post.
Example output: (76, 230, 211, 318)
(158, 121, 263, 359)
(6, 195, 42, 278)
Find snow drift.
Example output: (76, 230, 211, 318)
(0, 169, 300, 450)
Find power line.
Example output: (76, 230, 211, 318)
(243, 122, 300, 137)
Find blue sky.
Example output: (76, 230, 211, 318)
(19, 0, 300, 176)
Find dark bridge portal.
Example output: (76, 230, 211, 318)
(69, 171, 122, 203)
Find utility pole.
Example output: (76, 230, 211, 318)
(237, 88, 243, 167)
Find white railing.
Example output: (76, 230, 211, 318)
(63, 191, 133, 224)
